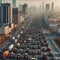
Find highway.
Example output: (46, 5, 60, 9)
(0, 11, 60, 60)
(40, 12, 60, 60)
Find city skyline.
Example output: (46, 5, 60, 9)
(0, 0, 59, 12)
(2, 0, 60, 8)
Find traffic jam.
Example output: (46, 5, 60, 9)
(0, 18, 54, 60)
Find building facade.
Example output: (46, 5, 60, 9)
(42, 1, 54, 11)
(51, 2, 54, 11)
(19, 4, 22, 12)
(0, 3, 12, 24)
(12, 0, 16, 8)
(12, 8, 20, 24)
(22, 4, 28, 15)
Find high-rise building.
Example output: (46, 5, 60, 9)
(22, 4, 28, 15)
(45, 4, 50, 10)
(19, 4, 22, 12)
(0, 3, 12, 24)
(12, 8, 20, 24)
(42, 2, 44, 11)
(51, 2, 54, 11)
(12, 0, 16, 8)
(0, 6, 1, 23)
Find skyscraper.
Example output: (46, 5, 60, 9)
(22, 4, 28, 15)
(12, 0, 16, 8)
(0, 6, 1, 23)
(1, 3, 12, 24)
(12, 8, 19, 24)
(51, 2, 54, 11)
(42, 2, 44, 11)
(45, 4, 50, 10)
(19, 4, 22, 11)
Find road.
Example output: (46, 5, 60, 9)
(40, 12, 60, 60)
(0, 11, 60, 60)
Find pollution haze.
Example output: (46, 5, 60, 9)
(4, 0, 60, 7)
(2, 0, 60, 10)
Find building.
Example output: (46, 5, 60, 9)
(22, 4, 28, 15)
(42, 2, 44, 11)
(0, 3, 12, 24)
(48, 18, 60, 32)
(0, 0, 2, 23)
(45, 4, 50, 10)
(42, 0, 54, 11)
(51, 2, 54, 11)
(57, 25, 60, 33)
(0, 6, 1, 23)
(12, 0, 16, 8)
(12, 8, 25, 25)
(12, 8, 20, 24)
(19, 4, 22, 12)
(0, 25, 11, 49)
(0, 25, 10, 36)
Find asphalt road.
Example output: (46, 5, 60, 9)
(0, 11, 60, 60)
(40, 12, 60, 60)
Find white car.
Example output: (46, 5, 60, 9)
(28, 38, 32, 40)
(20, 31, 23, 34)
(31, 57, 37, 60)
(14, 39, 17, 43)
(17, 34, 21, 38)
(9, 44, 14, 51)
(12, 37, 15, 40)
(22, 26, 25, 29)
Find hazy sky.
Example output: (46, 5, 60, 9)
(3, 0, 60, 8)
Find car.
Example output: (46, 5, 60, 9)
(19, 49, 23, 54)
(24, 53, 29, 59)
(42, 53, 48, 60)
(28, 38, 32, 43)
(10, 52, 15, 58)
(12, 37, 15, 40)
(38, 45, 41, 49)
(32, 50, 35, 55)
(21, 44, 26, 49)
(17, 34, 21, 39)
(16, 42, 21, 48)
(20, 31, 23, 34)
(13, 47, 18, 53)
(26, 48, 30, 53)
(17, 53, 22, 59)
(31, 57, 37, 60)
(2, 50, 9, 59)
(22, 26, 25, 29)
(9, 44, 14, 51)
(47, 46, 51, 51)
(37, 50, 41, 55)
(14, 39, 17, 43)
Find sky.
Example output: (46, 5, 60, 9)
(2, 0, 60, 8)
